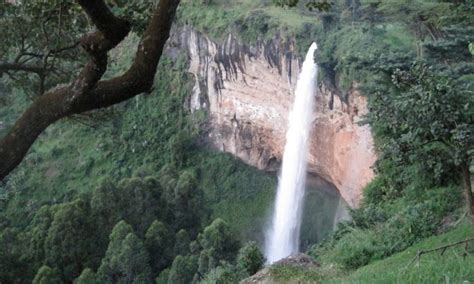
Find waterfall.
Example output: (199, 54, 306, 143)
(265, 43, 318, 263)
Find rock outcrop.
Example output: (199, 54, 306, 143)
(167, 26, 376, 207)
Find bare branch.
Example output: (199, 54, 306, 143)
(407, 237, 474, 267)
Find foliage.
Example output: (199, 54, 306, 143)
(167, 255, 199, 284)
(305, 1, 473, 277)
(197, 218, 240, 275)
(311, 184, 463, 270)
(324, 228, 381, 269)
(1, 0, 473, 283)
(0, 1, 87, 96)
(73, 268, 98, 284)
(368, 64, 473, 180)
(270, 264, 322, 283)
(32, 266, 62, 284)
(200, 262, 241, 284)
(174, 229, 191, 257)
(44, 199, 99, 282)
(145, 220, 172, 273)
(267, 221, 474, 283)
(328, 221, 474, 283)
(273, 0, 332, 12)
(97, 221, 153, 284)
(176, 0, 319, 45)
(237, 242, 265, 276)
(155, 268, 170, 284)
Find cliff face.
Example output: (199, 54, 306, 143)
(167, 26, 376, 207)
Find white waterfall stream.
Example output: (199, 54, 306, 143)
(265, 42, 318, 263)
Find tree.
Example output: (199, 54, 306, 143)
(27, 205, 54, 269)
(91, 179, 122, 226)
(0, 0, 181, 180)
(155, 268, 171, 284)
(74, 268, 98, 284)
(32, 266, 62, 284)
(236, 242, 265, 276)
(0, 227, 29, 283)
(368, 64, 473, 221)
(273, 0, 332, 11)
(44, 199, 98, 282)
(145, 220, 172, 273)
(173, 170, 203, 234)
(197, 218, 240, 275)
(167, 255, 198, 284)
(0, 1, 87, 96)
(174, 229, 191, 257)
(200, 262, 240, 284)
(118, 177, 162, 235)
(98, 220, 153, 283)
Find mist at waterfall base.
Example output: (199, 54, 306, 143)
(264, 43, 318, 264)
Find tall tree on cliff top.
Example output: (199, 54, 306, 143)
(0, 0, 181, 180)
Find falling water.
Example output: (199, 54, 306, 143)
(265, 42, 318, 263)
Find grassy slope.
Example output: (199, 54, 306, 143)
(268, 221, 474, 283)
(330, 221, 474, 283)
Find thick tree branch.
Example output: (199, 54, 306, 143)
(0, 0, 181, 181)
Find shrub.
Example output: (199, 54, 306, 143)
(236, 242, 265, 276)
(200, 262, 240, 284)
(327, 229, 381, 269)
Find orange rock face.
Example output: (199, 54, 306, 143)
(167, 26, 376, 207)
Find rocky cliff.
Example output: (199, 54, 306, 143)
(167, 26, 376, 207)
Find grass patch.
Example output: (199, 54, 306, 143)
(270, 264, 323, 283)
(264, 222, 474, 283)
(327, 221, 474, 283)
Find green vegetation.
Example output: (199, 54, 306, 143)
(177, 0, 321, 54)
(300, 2, 472, 281)
(180, 0, 473, 282)
(265, 221, 474, 283)
(270, 264, 323, 283)
(0, 30, 274, 283)
(237, 242, 266, 276)
(330, 221, 474, 283)
(1, 0, 473, 283)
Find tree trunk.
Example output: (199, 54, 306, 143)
(461, 162, 474, 224)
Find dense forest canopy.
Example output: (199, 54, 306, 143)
(0, 0, 473, 283)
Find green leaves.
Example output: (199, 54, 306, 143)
(273, 0, 332, 12)
(44, 199, 97, 282)
(368, 62, 473, 191)
(97, 221, 153, 284)
(237, 242, 265, 276)
(33, 266, 62, 284)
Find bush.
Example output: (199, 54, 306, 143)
(350, 204, 387, 229)
(327, 229, 381, 269)
(168, 255, 198, 284)
(312, 184, 463, 269)
(33, 266, 61, 284)
(236, 242, 265, 276)
(200, 262, 240, 284)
